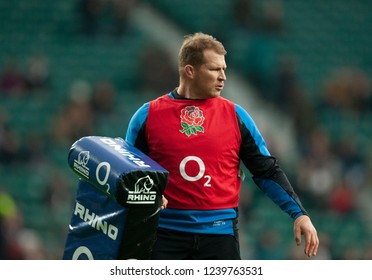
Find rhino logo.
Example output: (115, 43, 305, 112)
(127, 175, 157, 205)
(73, 150, 90, 178)
(77, 151, 90, 166)
(134, 175, 154, 193)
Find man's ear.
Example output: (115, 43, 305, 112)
(184, 65, 194, 78)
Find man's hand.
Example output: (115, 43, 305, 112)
(161, 195, 168, 210)
(294, 215, 319, 257)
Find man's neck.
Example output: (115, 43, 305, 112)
(171, 88, 186, 99)
(176, 85, 203, 100)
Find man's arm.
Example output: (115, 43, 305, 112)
(125, 102, 150, 154)
(235, 104, 319, 256)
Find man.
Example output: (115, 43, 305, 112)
(125, 32, 319, 259)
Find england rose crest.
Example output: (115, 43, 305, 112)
(179, 106, 205, 136)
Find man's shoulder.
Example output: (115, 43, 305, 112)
(213, 96, 238, 111)
(150, 92, 171, 104)
(216, 95, 234, 104)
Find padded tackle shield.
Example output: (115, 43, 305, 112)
(62, 136, 168, 260)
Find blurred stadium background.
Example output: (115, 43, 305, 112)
(0, 0, 371, 259)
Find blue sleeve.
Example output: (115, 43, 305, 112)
(125, 102, 149, 146)
(235, 104, 306, 220)
(254, 178, 305, 220)
(235, 104, 270, 156)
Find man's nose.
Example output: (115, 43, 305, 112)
(219, 70, 226, 81)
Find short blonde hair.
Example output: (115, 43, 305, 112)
(178, 32, 227, 69)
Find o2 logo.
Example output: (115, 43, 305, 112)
(179, 156, 211, 187)
(72, 246, 94, 260)
(95, 162, 111, 194)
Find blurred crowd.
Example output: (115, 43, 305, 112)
(229, 0, 372, 260)
(0, 0, 371, 260)
(79, 0, 137, 38)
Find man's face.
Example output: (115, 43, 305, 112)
(192, 49, 227, 98)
